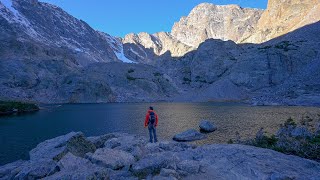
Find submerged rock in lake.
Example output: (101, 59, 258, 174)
(199, 120, 217, 132)
(173, 129, 207, 142)
(0, 132, 320, 179)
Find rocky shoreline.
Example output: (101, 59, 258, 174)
(1, 132, 319, 180)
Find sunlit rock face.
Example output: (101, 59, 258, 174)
(241, 0, 320, 43)
(122, 32, 194, 63)
(121, 3, 263, 62)
(171, 3, 263, 46)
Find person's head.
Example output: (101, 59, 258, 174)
(149, 106, 154, 111)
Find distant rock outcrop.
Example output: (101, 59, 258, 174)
(121, 3, 264, 61)
(122, 32, 193, 63)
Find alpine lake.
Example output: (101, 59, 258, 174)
(1, 102, 319, 165)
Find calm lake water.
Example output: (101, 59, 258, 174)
(0, 102, 319, 165)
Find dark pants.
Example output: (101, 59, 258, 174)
(148, 125, 158, 143)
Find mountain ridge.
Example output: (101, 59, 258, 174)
(0, 0, 319, 105)
(123, 0, 320, 59)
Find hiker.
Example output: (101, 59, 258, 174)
(144, 106, 158, 143)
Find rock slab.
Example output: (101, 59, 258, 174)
(173, 129, 206, 142)
(29, 132, 96, 161)
(86, 148, 135, 170)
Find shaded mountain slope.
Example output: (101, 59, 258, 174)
(0, 0, 319, 105)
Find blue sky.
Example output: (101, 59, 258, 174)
(40, 0, 268, 37)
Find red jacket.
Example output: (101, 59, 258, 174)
(144, 110, 158, 127)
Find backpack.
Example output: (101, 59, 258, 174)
(149, 112, 156, 125)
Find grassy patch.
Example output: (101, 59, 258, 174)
(128, 69, 135, 73)
(235, 117, 320, 162)
(153, 72, 163, 77)
(182, 77, 191, 84)
(195, 76, 208, 83)
(126, 74, 137, 81)
(0, 101, 39, 115)
(229, 57, 237, 61)
(284, 117, 297, 127)
(251, 134, 278, 149)
(310, 135, 320, 145)
(274, 41, 298, 52)
(258, 45, 272, 50)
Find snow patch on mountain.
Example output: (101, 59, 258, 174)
(114, 42, 135, 63)
(99, 32, 136, 63)
(150, 34, 162, 47)
(129, 48, 144, 59)
(74, 48, 83, 53)
(115, 50, 135, 63)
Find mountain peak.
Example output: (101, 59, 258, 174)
(193, 2, 241, 9)
(171, 2, 263, 47)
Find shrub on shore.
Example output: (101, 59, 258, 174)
(229, 116, 320, 162)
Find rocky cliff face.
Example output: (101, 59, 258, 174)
(159, 22, 320, 105)
(241, 0, 320, 43)
(0, 0, 177, 103)
(122, 3, 264, 61)
(126, 0, 320, 57)
(120, 0, 320, 105)
(171, 3, 263, 46)
(0, 0, 124, 65)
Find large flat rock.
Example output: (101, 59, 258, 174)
(87, 133, 117, 148)
(29, 132, 96, 161)
(86, 148, 135, 170)
(183, 144, 320, 179)
(13, 159, 58, 180)
(132, 152, 176, 178)
(44, 153, 110, 180)
(0, 160, 26, 179)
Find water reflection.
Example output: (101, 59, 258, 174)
(0, 102, 319, 165)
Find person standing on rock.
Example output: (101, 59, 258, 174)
(144, 106, 158, 143)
